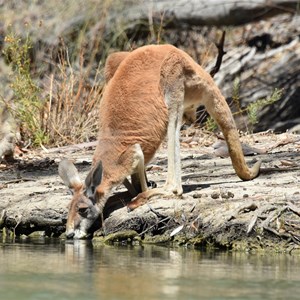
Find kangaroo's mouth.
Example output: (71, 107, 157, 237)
(65, 227, 92, 239)
(73, 229, 90, 239)
(66, 230, 75, 239)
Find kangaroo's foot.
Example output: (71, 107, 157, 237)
(127, 183, 182, 211)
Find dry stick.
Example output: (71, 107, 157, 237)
(259, 206, 300, 245)
(238, 202, 258, 214)
(261, 206, 288, 230)
(263, 226, 300, 245)
(139, 216, 171, 236)
(247, 212, 259, 234)
(287, 202, 300, 217)
(3, 177, 37, 185)
(138, 204, 175, 236)
(44, 141, 98, 153)
(210, 30, 226, 78)
(260, 166, 300, 175)
(227, 201, 258, 222)
(147, 204, 169, 219)
(248, 202, 300, 238)
(247, 204, 277, 234)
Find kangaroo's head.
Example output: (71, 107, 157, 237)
(58, 159, 103, 239)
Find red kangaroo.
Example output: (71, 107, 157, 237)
(58, 44, 261, 239)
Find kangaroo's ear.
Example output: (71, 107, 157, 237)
(104, 51, 130, 83)
(84, 161, 103, 198)
(58, 159, 83, 192)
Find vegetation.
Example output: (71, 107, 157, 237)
(3, 31, 46, 146)
(2, 30, 103, 148)
(246, 88, 282, 128)
(205, 78, 282, 133)
(0, 1, 286, 149)
(232, 78, 282, 132)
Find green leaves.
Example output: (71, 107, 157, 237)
(3, 32, 48, 146)
(247, 88, 282, 126)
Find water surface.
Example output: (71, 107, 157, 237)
(0, 237, 300, 300)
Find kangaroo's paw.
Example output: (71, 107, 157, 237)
(127, 185, 182, 212)
(127, 193, 148, 212)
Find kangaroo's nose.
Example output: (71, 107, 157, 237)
(66, 230, 75, 239)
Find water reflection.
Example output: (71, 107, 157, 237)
(0, 237, 300, 300)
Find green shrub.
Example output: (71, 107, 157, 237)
(246, 88, 282, 127)
(3, 31, 48, 146)
(205, 78, 282, 133)
(3, 30, 103, 148)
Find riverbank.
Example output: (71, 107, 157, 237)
(1, 130, 300, 252)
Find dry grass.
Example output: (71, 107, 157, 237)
(2, 0, 281, 149)
(42, 49, 103, 147)
(1, 0, 128, 148)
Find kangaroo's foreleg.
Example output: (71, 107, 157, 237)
(123, 177, 139, 197)
(122, 143, 150, 197)
(129, 171, 155, 195)
(131, 144, 148, 193)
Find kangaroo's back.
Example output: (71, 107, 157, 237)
(99, 45, 176, 163)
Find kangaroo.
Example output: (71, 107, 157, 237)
(58, 44, 261, 239)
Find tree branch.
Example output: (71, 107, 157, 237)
(210, 30, 226, 78)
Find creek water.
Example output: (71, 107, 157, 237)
(0, 237, 300, 300)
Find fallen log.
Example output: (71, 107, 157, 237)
(125, 0, 299, 26)
(1, 132, 300, 252)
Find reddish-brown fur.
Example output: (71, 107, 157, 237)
(58, 44, 261, 239)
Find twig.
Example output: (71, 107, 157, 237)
(139, 216, 171, 236)
(247, 212, 258, 234)
(44, 141, 97, 153)
(228, 201, 258, 222)
(247, 204, 277, 234)
(3, 177, 37, 184)
(260, 206, 288, 229)
(287, 202, 300, 217)
(147, 204, 168, 219)
(263, 226, 300, 245)
(260, 166, 300, 175)
(210, 31, 226, 78)
(238, 202, 258, 214)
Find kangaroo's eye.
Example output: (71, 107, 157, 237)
(84, 186, 95, 200)
(78, 206, 89, 216)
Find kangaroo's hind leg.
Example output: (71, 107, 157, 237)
(127, 52, 186, 211)
(160, 51, 186, 195)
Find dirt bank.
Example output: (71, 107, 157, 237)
(0, 130, 300, 252)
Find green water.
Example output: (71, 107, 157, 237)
(0, 238, 300, 300)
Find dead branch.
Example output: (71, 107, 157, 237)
(247, 204, 278, 234)
(287, 202, 300, 217)
(210, 31, 226, 78)
(247, 212, 258, 234)
(260, 206, 288, 229)
(43, 141, 97, 153)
